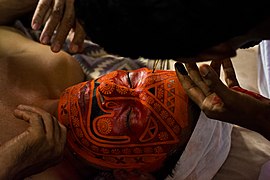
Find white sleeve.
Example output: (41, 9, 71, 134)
(258, 40, 270, 98)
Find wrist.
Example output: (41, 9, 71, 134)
(0, 134, 30, 179)
(0, 144, 19, 180)
(256, 103, 270, 140)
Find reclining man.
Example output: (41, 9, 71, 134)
(1, 19, 269, 179)
(0, 24, 231, 179)
(1, 0, 268, 179)
(0, 1, 232, 179)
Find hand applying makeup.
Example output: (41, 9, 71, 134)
(0, 105, 66, 179)
(175, 58, 270, 141)
(32, 0, 86, 53)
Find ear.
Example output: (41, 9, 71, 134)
(113, 169, 155, 180)
(197, 43, 237, 61)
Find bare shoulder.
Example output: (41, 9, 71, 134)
(0, 26, 85, 96)
(0, 26, 29, 56)
(0, 26, 83, 75)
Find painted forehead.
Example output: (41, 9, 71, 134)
(58, 68, 189, 171)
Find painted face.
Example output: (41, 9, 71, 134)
(58, 68, 190, 172)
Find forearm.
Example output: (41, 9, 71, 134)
(230, 86, 270, 141)
(0, 139, 23, 180)
(256, 104, 270, 141)
(0, 132, 36, 180)
(241, 100, 270, 141)
(0, 0, 38, 25)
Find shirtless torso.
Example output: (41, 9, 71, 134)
(0, 26, 200, 179)
(0, 26, 85, 178)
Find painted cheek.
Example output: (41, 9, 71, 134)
(129, 106, 149, 134)
(107, 105, 131, 135)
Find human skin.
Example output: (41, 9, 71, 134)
(0, 0, 85, 53)
(174, 15, 270, 141)
(0, 26, 200, 179)
(0, 26, 84, 179)
(175, 60, 270, 141)
(31, 0, 86, 53)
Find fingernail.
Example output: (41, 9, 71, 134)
(32, 22, 40, 30)
(41, 35, 50, 44)
(200, 65, 210, 77)
(175, 63, 188, 75)
(52, 42, 61, 52)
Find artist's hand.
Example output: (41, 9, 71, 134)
(175, 59, 270, 139)
(32, 0, 85, 53)
(0, 105, 66, 179)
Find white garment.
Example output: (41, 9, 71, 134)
(258, 40, 270, 98)
(166, 112, 233, 180)
(258, 40, 270, 179)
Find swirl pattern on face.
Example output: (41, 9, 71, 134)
(58, 68, 190, 171)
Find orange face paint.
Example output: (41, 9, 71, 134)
(58, 68, 189, 172)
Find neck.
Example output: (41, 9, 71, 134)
(34, 99, 60, 118)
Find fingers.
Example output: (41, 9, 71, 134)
(32, 0, 53, 30)
(39, 0, 66, 46)
(210, 60, 222, 77)
(176, 61, 235, 106)
(13, 107, 45, 133)
(175, 62, 205, 107)
(69, 20, 86, 53)
(185, 63, 212, 96)
(33, 0, 82, 53)
(222, 58, 239, 88)
(13, 105, 65, 139)
(10, 105, 67, 178)
(199, 64, 239, 105)
(50, 0, 75, 52)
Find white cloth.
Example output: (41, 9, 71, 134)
(166, 112, 233, 180)
(259, 160, 270, 180)
(258, 40, 270, 98)
(258, 40, 270, 179)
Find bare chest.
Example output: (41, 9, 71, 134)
(0, 58, 48, 144)
(0, 91, 29, 144)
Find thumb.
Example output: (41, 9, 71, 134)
(199, 64, 237, 105)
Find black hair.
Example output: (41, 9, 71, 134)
(75, 0, 270, 59)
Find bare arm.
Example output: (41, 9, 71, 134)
(0, 0, 38, 25)
(0, 105, 66, 179)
